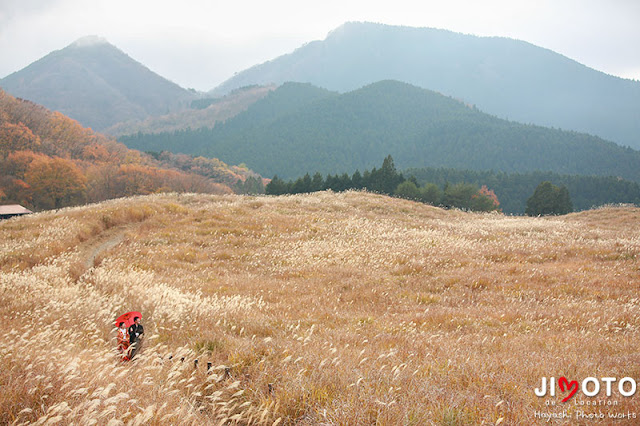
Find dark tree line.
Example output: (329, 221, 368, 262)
(266, 156, 501, 212)
(406, 167, 640, 214)
(267, 155, 404, 196)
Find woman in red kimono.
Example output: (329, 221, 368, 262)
(117, 322, 130, 361)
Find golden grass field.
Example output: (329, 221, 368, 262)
(1, 191, 639, 425)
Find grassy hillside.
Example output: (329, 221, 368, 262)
(1, 191, 639, 424)
(0, 36, 195, 131)
(121, 80, 640, 181)
(212, 22, 640, 148)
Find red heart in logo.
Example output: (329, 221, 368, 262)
(559, 377, 579, 402)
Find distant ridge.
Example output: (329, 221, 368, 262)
(104, 85, 277, 137)
(210, 22, 640, 149)
(0, 36, 195, 131)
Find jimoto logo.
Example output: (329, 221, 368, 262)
(535, 377, 637, 402)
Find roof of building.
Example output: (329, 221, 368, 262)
(0, 205, 33, 215)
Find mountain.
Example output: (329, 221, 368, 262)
(120, 80, 640, 181)
(211, 22, 640, 149)
(0, 36, 196, 131)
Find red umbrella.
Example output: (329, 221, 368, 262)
(114, 311, 142, 328)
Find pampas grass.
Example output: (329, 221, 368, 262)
(1, 191, 639, 424)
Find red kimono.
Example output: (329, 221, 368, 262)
(117, 327, 130, 361)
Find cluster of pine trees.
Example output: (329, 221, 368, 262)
(266, 156, 501, 212)
(233, 176, 265, 195)
(525, 181, 573, 216)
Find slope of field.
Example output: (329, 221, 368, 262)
(1, 191, 639, 424)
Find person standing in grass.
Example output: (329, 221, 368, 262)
(127, 317, 144, 359)
(117, 322, 130, 361)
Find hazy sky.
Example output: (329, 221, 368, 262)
(1, 0, 639, 91)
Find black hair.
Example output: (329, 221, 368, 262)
(119, 322, 125, 327)
(133, 316, 140, 322)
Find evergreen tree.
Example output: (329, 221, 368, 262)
(441, 182, 478, 210)
(234, 176, 264, 194)
(379, 155, 405, 194)
(420, 183, 441, 205)
(351, 170, 363, 189)
(337, 173, 352, 191)
(362, 169, 372, 190)
(311, 172, 324, 192)
(290, 173, 313, 194)
(525, 181, 573, 216)
(265, 175, 289, 195)
(395, 180, 421, 200)
(324, 174, 338, 191)
(556, 186, 573, 214)
(366, 167, 380, 192)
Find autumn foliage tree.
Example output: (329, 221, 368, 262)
(0, 151, 50, 206)
(0, 121, 41, 157)
(25, 157, 87, 209)
(471, 185, 501, 212)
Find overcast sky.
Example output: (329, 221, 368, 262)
(1, 0, 639, 91)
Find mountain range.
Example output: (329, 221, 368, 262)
(0, 36, 195, 131)
(2, 22, 640, 177)
(2, 23, 640, 150)
(120, 80, 640, 181)
(212, 22, 640, 149)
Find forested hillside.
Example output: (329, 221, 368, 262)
(104, 85, 276, 136)
(0, 90, 260, 211)
(211, 22, 640, 148)
(121, 80, 640, 181)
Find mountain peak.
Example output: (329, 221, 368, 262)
(0, 36, 194, 131)
(70, 35, 110, 48)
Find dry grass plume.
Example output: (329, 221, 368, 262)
(1, 191, 639, 424)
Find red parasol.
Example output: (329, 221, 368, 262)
(114, 311, 142, 328)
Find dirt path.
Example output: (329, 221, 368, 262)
(82, 230, 126, 270)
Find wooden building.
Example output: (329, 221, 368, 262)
(0, 205, 33, 220)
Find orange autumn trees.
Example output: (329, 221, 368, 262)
(1, 150, 49, 207)
(472, 185, 501, 212)
(2, 151, 87, 209)
(0, 89, 239, 211)
(25, 157, 87, 209)
(0, 121, 41, 156)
